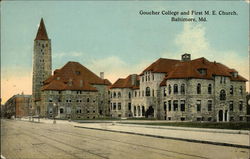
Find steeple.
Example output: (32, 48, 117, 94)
(35, 18, 49, 40)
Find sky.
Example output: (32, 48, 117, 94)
(1, 1, 249, 104)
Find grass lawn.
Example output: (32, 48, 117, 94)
(120, 122, 250, 130)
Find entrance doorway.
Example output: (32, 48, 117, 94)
(145, 106, 154, 118)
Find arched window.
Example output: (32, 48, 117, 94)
(118, 92, 121, 98)
(220, 90, 226, 100)
(174, 84, 178, 94)
(146, 87, 150, 96)
(168, 84, 171, 94)
(197, 83, 201, 94)
(181, 84, 185, 94)
(113, 92, 116, 98)
(230, 85, 234, 95)
(208, 84, 212, 94)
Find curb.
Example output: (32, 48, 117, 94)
(116, 123, 250, 135)
(74, 125, 250, 149)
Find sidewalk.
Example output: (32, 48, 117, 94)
(20, 118, 250, 149)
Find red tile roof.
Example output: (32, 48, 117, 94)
(140, 58, 180, 75)
(42, 61, 111, 91)
(165, 57, 247, 81)
(35, 18, 49, 40)
(110, 74, 139, 89)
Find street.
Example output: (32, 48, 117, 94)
(1, 119, 249, 159)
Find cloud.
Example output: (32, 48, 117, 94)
(87, 56, 151, 83)
(162, 22, 249, 92)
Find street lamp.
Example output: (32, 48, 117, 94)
(53, 103, 56, 124)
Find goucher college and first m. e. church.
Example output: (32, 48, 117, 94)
(32, 18, 247, 122)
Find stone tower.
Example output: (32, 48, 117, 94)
(32, 18, 52, 115)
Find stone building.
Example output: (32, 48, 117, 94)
(109, 74, 139, 118)
(3, 94, 32, 118)
(32, 18, 52, 115)
(40, 62, 111, 119)
(110, 54, 247, 122)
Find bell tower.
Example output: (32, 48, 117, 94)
(32, 18, 52, 115)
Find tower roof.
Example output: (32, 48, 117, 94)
(35, 18, 49, 40)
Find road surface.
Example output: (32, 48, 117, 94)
(1, 119, 249, 159)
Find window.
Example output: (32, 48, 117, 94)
(174, 84, 178, 94)
(239, 86, 243, 95)
(168, 100, 171, 111)
(220, 90, 226, 100)
(208, 84, 212, 94)
(142, 76, 144, 82)
(128, 103, 131, 110)
(180, 100, 185, 111)
(113, 92, 116, 98)
(128, 92, 131, 99)
(148, 75, 150, 81)
(196, 100, 201, 112)
(110, 103, 112, 110)
(239, 101, 243, 111)
(118, 92, 121, 98)
(168, 85, 171, 94)
(181, 117, 185, 121)
(113, 103, 116, 110)
(229, 101, 234, 111)
(152, 74, 154, 80)
(152, 89, 154, 97)
(142, 91, 144, 97)
(134, 106, 136, 116)
(230, 85, 234, 95)
(87, 98, 90, 102)
(164, 102, 167, 111)
(118, 103, 121, 110)
(76, 107, 82, 114)
(142, 106, 145, 116)
(135, 91, 137, 97)
(49, 98, 53, 102)
(173, 100, 178, 111)
(207, 100, 212, 111)
(181, 84, 185, 94)
(168, 117, 171, 120)
(208, 117, 212, 121)
(163, 88, 167, 97)
(146, 87, 150, 96)
(197, 83, 201, 94)
(60, 108, 64, 114)
(239, 116, 243, 121)
(220, 76, 223, 84)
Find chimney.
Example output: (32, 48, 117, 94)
(131, 74, 137, 86)
(100, 72, 104, 79)
(181, 53, 191, 61)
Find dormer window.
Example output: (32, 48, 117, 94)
(197, 68, 207, 75)
(230, 72, 238, 78)
(75, 71, 80, 75)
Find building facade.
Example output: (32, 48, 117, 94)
(3, 94, 32, 118)
(110, 54, 247, 122)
